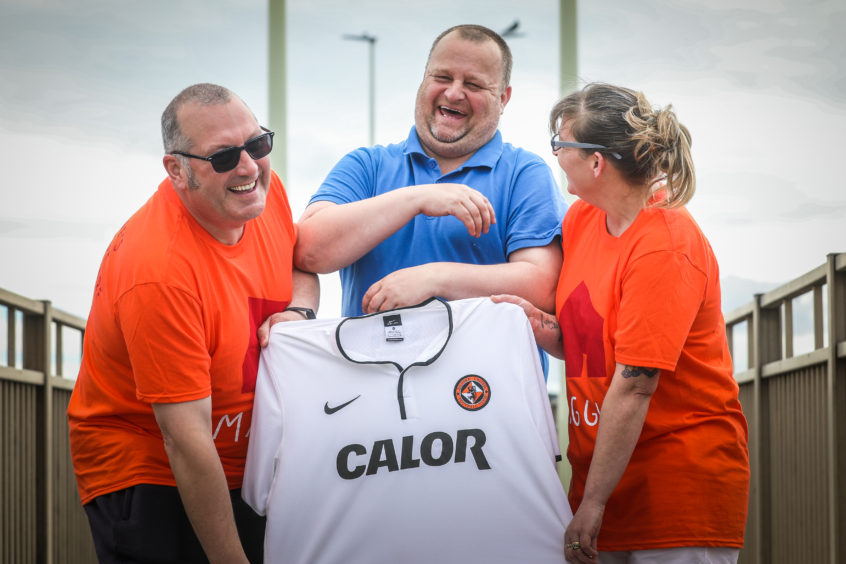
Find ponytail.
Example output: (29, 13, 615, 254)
(549, 83, 696, 208)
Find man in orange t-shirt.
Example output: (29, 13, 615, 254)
(67, 83, 318, 564)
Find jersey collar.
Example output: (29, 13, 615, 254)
(335, 297, 454, 420)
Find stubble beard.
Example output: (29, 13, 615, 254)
(428, 119, 468, 145)
(414, 89, 498, 159)
(185, 163, 200, 190)
(417, 108, 479, 160)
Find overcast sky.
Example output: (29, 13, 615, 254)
(1, 0, 844, 322)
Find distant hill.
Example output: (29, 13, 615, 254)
(721, 275, 780, 313)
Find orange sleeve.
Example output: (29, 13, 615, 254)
(117, 283, 212, 403)
(614, 250, 707, 370)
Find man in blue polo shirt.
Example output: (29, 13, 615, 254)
(295, 24, 566, 326)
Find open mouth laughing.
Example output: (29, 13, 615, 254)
(438, 105, 466, 119)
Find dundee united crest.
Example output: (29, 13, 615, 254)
(454, 375, 491, 411)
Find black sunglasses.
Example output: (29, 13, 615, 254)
(171, 127, 274, 173)
(550, 133, 622, 160)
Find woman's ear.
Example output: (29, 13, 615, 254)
(592, 152, 606, 178)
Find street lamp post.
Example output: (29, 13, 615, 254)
(501, 20, 523, 38)
(342, 32, 377, 146)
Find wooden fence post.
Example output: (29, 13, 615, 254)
(826, 253, 845, 563)
(25, 302, 53, 564)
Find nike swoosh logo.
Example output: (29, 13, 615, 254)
(324, 395, 361, 415)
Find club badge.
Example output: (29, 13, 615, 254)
(454, 375, 491, 411)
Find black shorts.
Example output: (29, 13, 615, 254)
(83, 484, 265, 563)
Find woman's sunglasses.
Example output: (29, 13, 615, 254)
(550, 133, 622, 160)
(170, 127, 274, 173)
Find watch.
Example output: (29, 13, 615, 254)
(284, 306, 316, 320)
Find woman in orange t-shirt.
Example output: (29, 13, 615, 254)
(495, 83, 749, 564)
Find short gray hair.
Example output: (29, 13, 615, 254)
(161, 83, 233, 153)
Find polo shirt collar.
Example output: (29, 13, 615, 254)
(404, 126, 503, 171)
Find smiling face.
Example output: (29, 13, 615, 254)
(413, 32, 511, 169)
(164, 98, 270, 244)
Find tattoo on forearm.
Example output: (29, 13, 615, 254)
(622, 365, 659, 379)
(541, 314, 562, 342)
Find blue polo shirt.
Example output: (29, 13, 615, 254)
(310, 126, 567, 317)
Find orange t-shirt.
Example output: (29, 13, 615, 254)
(68, 172, 296, 504)
(555, 198, 750, 550)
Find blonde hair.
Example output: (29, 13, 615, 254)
(549, 82, 695, 207)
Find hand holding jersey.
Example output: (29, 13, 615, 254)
(491, 293, 564, 357)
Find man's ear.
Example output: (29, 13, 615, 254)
(163, 154, 188, 190)
(499, 85, 512, 113)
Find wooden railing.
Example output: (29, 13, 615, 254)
(726, 252, 846, 564)
(0, 287, 95, 563)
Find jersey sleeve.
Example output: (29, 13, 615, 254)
(614, 250, 707, 371)
(503, 157, 567, 256)
(242, 339, 286, 515)
(116, 283, 212, 403)
(308, 148, 378, 206)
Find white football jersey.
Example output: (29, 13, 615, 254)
(243, 297, 572, 564)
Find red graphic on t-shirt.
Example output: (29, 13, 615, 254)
(559, 282, 606, 379)
(242, 297, 289, 393)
